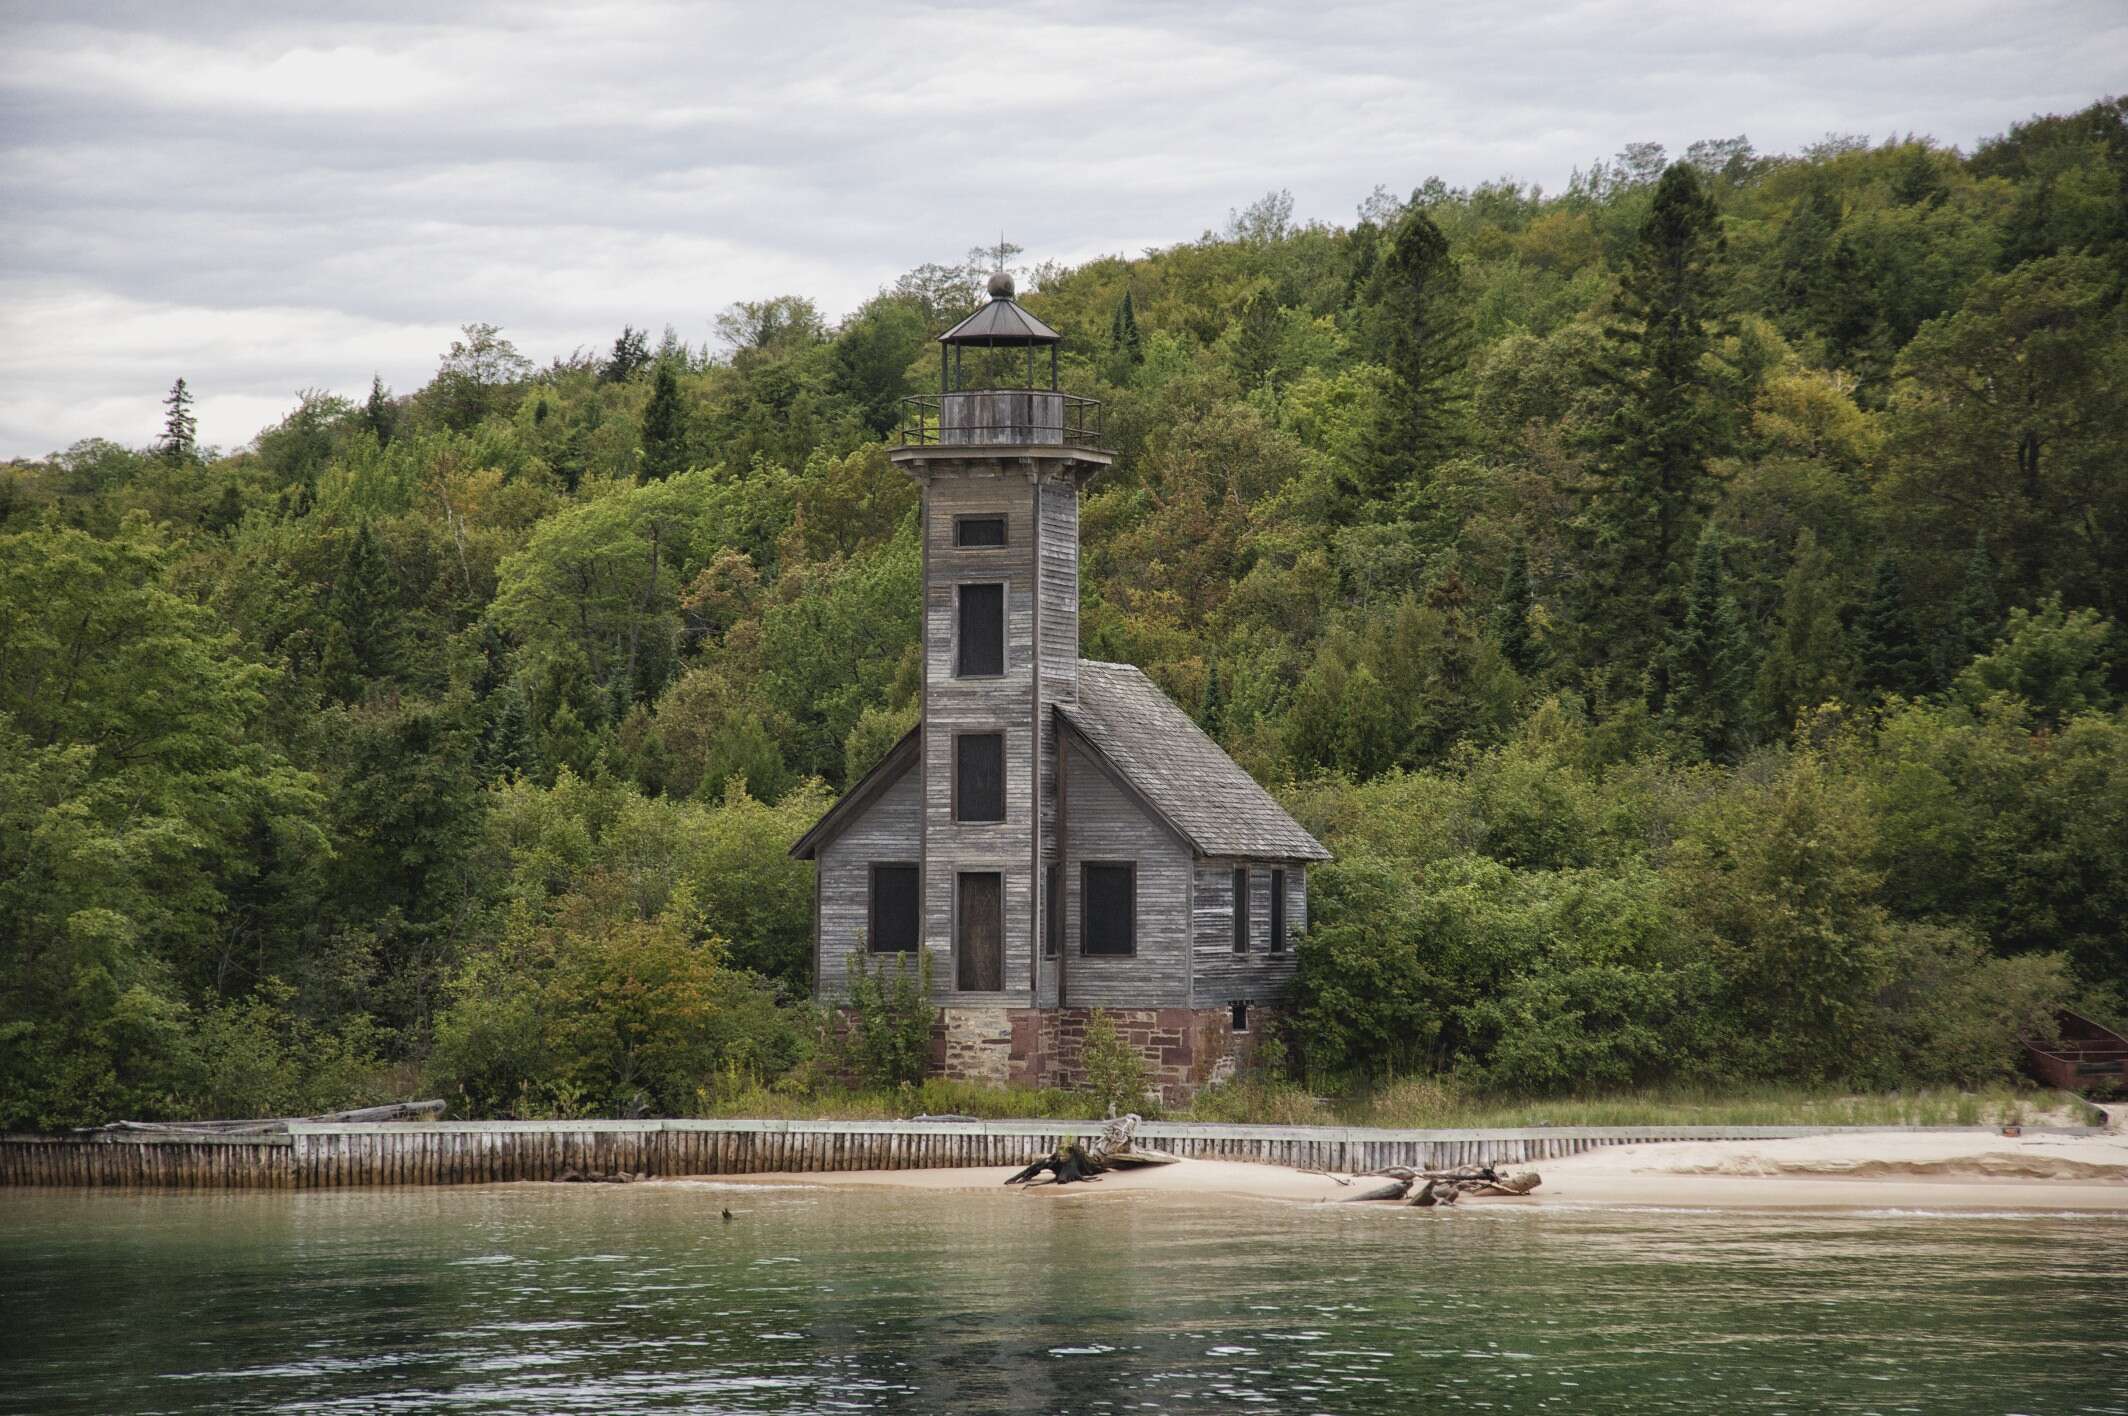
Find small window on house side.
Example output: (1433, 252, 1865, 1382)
(955, 733, 1004, 822)
(1231, 1000, 1249, 1033)
(1270, 868, 1287, 954)
(957, 582, 1004, 677)
(956, 515, 1007, 548)
(1231, 867, 1250, 953)
(869, 863, 919, 953)
(1082, 863, 1135, 956)
(1044, 862, 1060, 958)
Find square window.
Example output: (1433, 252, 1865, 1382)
(957, 582, 1004, 677)
(1082, 863, 1135, 956)
(955, 733, 1005, 822)
(956, 515, 1007, 548)
(869, 864, 919, 953)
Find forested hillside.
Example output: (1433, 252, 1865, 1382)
(4, 101, 2126, 1127)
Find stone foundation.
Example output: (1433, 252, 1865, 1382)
(933, 1004, 1273, 1105)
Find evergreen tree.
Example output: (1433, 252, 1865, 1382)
(1660, 525, 1754, 758)
(362, 375, 396, 447)
(1853, 554, 1929, 698)
(1355, 205, 1468, 499)
(602, 325, 652, 384)
(1755, 529, 1850, 734)
(1580, 162, 1731, 647)
(1109, 290, 1143, 371)
(1200, 657, 1226, 738)
(1492, 542, 1542, 675)
(639, 361, 686, 482)
(1937, 535, 2003, 683)
(323, 521, 401, 698)
(160, 377, 197, 463)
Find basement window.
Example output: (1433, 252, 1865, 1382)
(957, 582, 1005, 677)
(1231, 1000, 1249, 1033)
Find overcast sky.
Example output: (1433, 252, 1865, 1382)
(1, 1, 2123, 458)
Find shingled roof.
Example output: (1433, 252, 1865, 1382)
(1061, 660, 1331, 862)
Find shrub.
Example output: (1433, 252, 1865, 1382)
(842, 948, 933, 1090)
(1081, 1009, 1153, 1114)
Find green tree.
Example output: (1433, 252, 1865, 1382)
(1355, 205, 1469, 498)
(361, 375, 396, 447)
(602, 325, 651, 384)
(1659, 525, 1754, 758)
(160, 378, 197, 463)
(1492, 542, 1542, 676)
(1756, 529, 1850, 734)
(1853, 554, 1929, 699)
(639, 361, 688, 482)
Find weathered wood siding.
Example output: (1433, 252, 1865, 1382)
(1059, 741, 1192, 1007)
(815, 760, 924, 1001)
(922, 469, 1039, 1003)
(1190, 861, 1308, 1007)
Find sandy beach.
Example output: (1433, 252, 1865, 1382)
(712, 1127, 2128, 1212)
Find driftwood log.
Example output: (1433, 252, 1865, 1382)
(1321, 1164, 1544, 1206)
(1005, 1115, 1180, 1187)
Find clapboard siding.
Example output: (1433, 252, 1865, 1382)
(922, 471, 1039, 1003)
(816, 760, 924, 1000)
(1191, 859, 1308, 1006)
(1060, 739, 1191, 1007)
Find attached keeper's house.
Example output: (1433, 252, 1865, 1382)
(790, 273, 1330, 1101)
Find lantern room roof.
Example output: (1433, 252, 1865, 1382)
(938, 293, 1061, 346)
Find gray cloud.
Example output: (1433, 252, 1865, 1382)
(2, 0, 2123, 455)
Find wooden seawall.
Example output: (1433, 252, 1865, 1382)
(0, 1119, 2010, 1190)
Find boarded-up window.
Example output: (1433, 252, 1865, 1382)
(956, 515, 1007, 548)
(956, 871, 1003, 991)
(957, 582, 1004, 676)
(1082, 862, 1135, 956)
(1044, 862, 1060, 958)
(869, 864, 919, 953)
(1270, 869, 1287, 954)
(955, 733, 1004, 822)
(1232, 867, 1250, 953)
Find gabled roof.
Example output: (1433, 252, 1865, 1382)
(1061, 660, 1332, 862)
(787, 726, 920, 860)
(938, 297, 1061, 346)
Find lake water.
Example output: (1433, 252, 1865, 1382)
(1, 1183, 2121, 1414)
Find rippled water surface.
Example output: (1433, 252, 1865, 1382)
(1, 1183, 2122, 1413)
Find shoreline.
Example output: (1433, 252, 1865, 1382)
(705, 1128, 2128, 1213)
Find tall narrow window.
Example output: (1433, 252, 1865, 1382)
(956, 871, 1003, 991)
(869, 864, 919, 953)
(1231, 1000, 1250, 1033)
(956, 515, 1007, 548)
(1232, 868, 1250, 953)
(954, 733, 1004, 822)
(957, 582, 1004, 677)
(1044, 862, 1060, 958)
(1270, 868, 1287, 954)
(1082, 863, 1135, 956)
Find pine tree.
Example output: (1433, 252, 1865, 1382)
(602, 325, 651, 383)
(160, 377, 197, 462)
(639, 361, 686, 482)
(362, 375, 396, 447)
(1937, 535, 2003, 683)
(1660, 525, 1754, 758)
(1755, 529, 1850, 734)
(1853, 554, 1929, 699)
(1356, 205, 1468, 499)
(1200, 657, 1227, 738)
(1110, 290, 1143, 371)
(1492, 542, 1542, 675)
(1580, 163, 1732, 646)
(1232, 288, 1282, 389)
(325, 521, 401, 695)
(482, 684, 536, 780)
